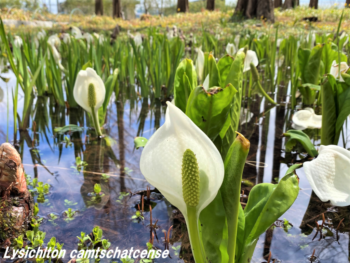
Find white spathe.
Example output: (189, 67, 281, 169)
(62, 33, 71, 44)
(140, 102, 224, 219)
(134, 33, 142, 47)
(234, 35, 240, 49)
(292, 108, 322, 130)
(49, 45, 65, 71)
(37, 29, 46, 41)
(73, 68, 106, 114)
(48, 34, 61, 47)
(71, 26, 83, 39)
(14, 36, 22, 48)
(239, 48, 259, 72)
(203, 74, 209, 91)
(226, 43, 236, 56)
(340, 32, 349, 47)
(304, 145, 350, 206)
(240, 108, 253, 125)
(195, 47, 205, 83)
(330, 60, 349, 82)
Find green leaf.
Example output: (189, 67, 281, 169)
(134, 137, 148, 149)
(335, 82, 350, 145)
(54, 124, 84, 134)
(221, 134, 250, 263)
(243, 164, 300, 249)
(82, 61, 92, 70)
(186, 84, 237, 141)
(173, 59, 197, 112)
(298, 45, 323, 85)
(321, 75, 337, 145)
(208, 54, 221, 88)
(322, 42, 347, 74)
(217, 55, 234, 88)
(219, 51, 245, 159)
(284, 130, 318, 157)
(200, 192, 229, 263)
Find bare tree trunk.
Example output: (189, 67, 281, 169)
(233, 0, 274, 22)
(283, 0, 299, 8)
(309, 0, 318, 8)
(207, 0, 215, 11)
(95, 0, 103, 15)
(177, 0, 189, 12)
(257, 0, 274, 21)
(347, 0, 350, 8)
(112, 0, 121, 18)
(274, 0, 282, 8)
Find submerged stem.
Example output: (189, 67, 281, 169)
(187, 206, 207, 263)
(91, 107, 102, 137)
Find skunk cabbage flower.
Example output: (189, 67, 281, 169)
(71, 26, 83, 39)
(62, 33, 71, 44)
(73, 68, 105, 136)
(203, 75, 209, 91)
(134, 33, 142, 47)
(226, 43, 236, 56)
(292, 108, 321, 130)
(195, 47, 204, 83)
(37, 29, 46, 41)
(14, 36, 22, 48)
(140, 103, 224, 258)
(48, 34, 61, 47)
(234, 35, 240, 49)
(240, 108, 253, 125)
(340, 32, 349, 47)
(330, 60, 349, 82)
(239, 48, 258, 72)
(49, 45, 65, 71)
(304, 145, 350, 206)
(276, 39, 283, 48)
(83, 33, 93, 44)
(306, 32, 316, 46)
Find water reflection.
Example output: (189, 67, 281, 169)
(0, 65, 350, 263)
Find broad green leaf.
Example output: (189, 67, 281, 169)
(200, 192, 229, 263)
(243, 164, 300, 247)
(284, 130, 318, 157)
(186, 84, 237, 141)
(322, 42, 347, 75)
(321, 75, 337, 145)
(134, 137, 148, 149)
(220, 51, 245, 159)
(207, 54, 220, 88)
(218, 55, 234, 89)
(299, 45, 323, 85)
(173, 59, 197, 112)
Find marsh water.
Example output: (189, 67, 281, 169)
(1, 64, 350, 263)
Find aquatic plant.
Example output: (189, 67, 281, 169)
(304, 145, 350, 207)
(73, 68, 106, 137)
(136, 47, 302, 262)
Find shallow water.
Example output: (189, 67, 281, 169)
(1, 65, 350, 263)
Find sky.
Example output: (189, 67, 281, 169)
(41, 0, 347, 14)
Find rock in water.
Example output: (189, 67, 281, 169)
(0, 143, 33, 244)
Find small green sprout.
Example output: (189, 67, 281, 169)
(101, 173, 110, 181)
(64, 208, 76, 222)
(131, 210, 144, 221)
(116, 192, 130, 203)
(64, 136, 72, 147)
